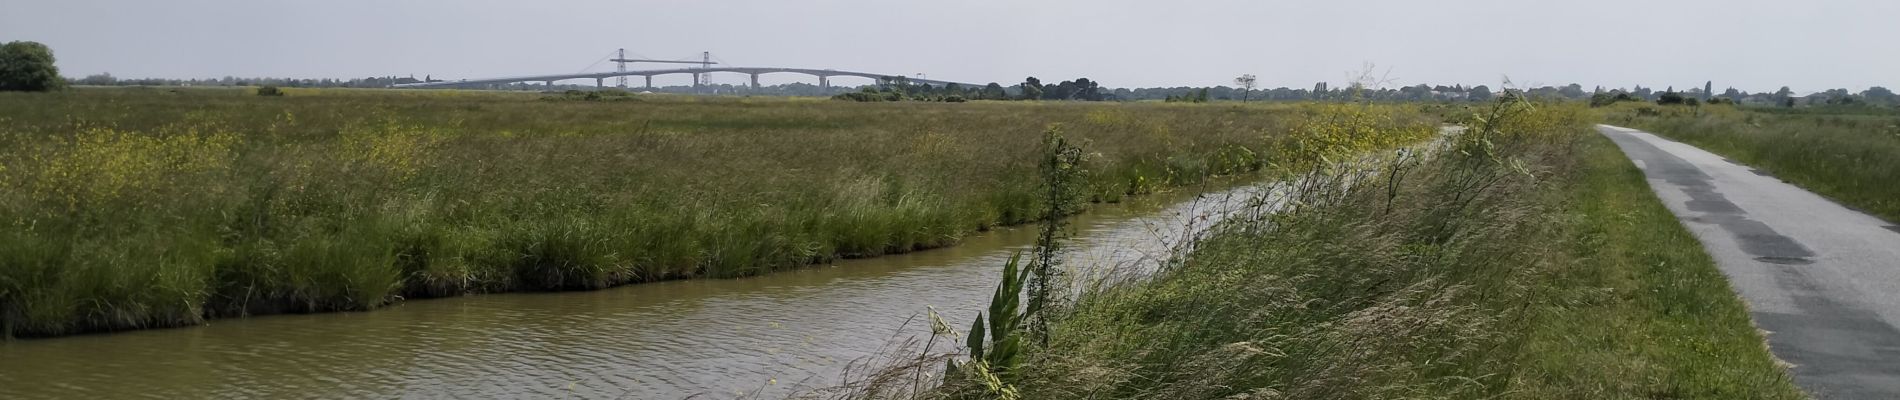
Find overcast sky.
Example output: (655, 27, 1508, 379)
(3, 0, 1895, 93)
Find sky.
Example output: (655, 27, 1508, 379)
(3, 0, 1896, 94)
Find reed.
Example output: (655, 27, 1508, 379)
(842, 99, 1801, 399)
(0, 87, 1370, 337)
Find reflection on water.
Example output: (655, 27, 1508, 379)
(0, 182, 1265, 399)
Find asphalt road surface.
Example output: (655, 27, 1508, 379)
(1599, 125, 1900, 399)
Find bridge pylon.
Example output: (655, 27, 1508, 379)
(615, 48, 628, 88)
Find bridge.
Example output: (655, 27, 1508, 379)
(393, 66, 991, 90)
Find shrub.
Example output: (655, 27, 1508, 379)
(832, 91, 887, 102)
(1589, 92, 1641, 107)
(1656, 91, 1687, 105)
(256, 86, 285, 96)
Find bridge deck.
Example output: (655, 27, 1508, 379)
(395, 67, 989, 89)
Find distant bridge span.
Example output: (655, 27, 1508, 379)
(393, 66, 991, 90)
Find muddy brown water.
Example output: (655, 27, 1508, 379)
(0, 183, 1267, 399)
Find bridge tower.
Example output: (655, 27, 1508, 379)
(615, 48, 628, 88)
(609, 50, 720, 90)
(694, 51, 712, 92)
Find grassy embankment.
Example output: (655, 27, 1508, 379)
(1604, 103, 1900, 222)
(884, 100, 1802, 399)
(0, 87, 1395, 337)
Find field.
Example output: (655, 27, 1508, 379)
(860, 101, 1803, 399)
(0, 87, 1405, 337)
(1604, 104, 1900, 222)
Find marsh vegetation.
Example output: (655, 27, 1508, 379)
(825, 98, 1803, 400)
(0, 88, 1345, 337)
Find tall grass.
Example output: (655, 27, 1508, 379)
(1604, 103, 1900, 222)
(828, 98, 1802, 399)
(0, 87, 1426, 337)
(989, 99, 1584, 399)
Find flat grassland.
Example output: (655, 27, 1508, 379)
(0, 88, 1332, 337)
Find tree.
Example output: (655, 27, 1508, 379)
(1021, 77, 1044, 100)
(1468, 85, 1493, 102)
(1234, 74, 1257, 102)
(77, 72, 116, 86)
(1703, 81, 1713, 101)
(1590, 91, 1641, 107)
(1071, 78, 1104, 101)
(1862, 86, 1896, 105)
(0, 41, 65, 92)
(1657, 91, 1688, 105)
(981, 83, 1007, 100)
(1558, 83, 1586, 99)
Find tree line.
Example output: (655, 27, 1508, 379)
(6, 40, 1895, 109)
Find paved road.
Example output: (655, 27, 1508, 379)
(1599, 125, 1900, 399)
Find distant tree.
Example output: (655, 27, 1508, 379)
(77, 72, 116, 86)
(1656, 91, 1687, 105)
(0, 41, 65, 92)
(981, 83, 1007, 100)
(1234, 74, 1257, 102)
(1703, 81, 1713, 101)
(1045, 80, 1073, 100)
(1468, 85, 1493, 102)
(1021, 77, 1044, 100)
(1589, 91, 1642, 107)
(1558, 83, 1586, 99)
(1774, 86, 1794, 104)
(1863, 86, 1896, 104)
(1312, 82, 1328, 100)
(1167, 88, 1211, 103)
(1071, 78, 1104, 101)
